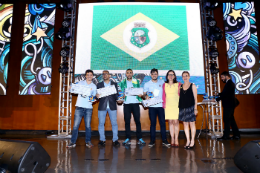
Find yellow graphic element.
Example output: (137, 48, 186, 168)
(0, 4, 13, 42)
(229, 9, 242, 21)
(132, 78, 138, 84)
(32, 27, 48, 41)
(101, 13, 180, 61)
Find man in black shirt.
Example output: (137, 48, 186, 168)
(216, 71, 240, 140)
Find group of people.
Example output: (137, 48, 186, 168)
(67, 68, 198, 149)
(67, 68, 240, 149)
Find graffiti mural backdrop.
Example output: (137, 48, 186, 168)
(19, 4, 56, 95)
(223, 2, 260, 94)
(0, 4, 13, 95)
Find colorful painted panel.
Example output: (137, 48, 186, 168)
(0, 4, 13, 95)
(223, 2, 260, 94)
(19, 4, 56, 95)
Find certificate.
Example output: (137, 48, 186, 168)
(97, 85, 117, 98)
(70, 83, 92, 96)
(125, 88, 143, 96)
(142, 97, 163, 107)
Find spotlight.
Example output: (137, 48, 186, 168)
(204, 0, 219, 10)
(60, 46, 70, 57)
(58, 0, 73, 12)
(210, 63, 219, 74)
(59, 62, 69, 74)
(62, 18, 71, 28)
(206, 26, 223, 41)
(209, 48, 219, 58)
(55, 27, 71, 40)
(207, 17, 216, 27)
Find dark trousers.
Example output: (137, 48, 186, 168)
(223, 107, 240, 137)
(149, 107, 167, 142)
(123, 103, 142, 140)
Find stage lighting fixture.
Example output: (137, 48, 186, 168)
(62, 19, 71, 28)
(60, 46, 70, 57)
(59, 62, 69, 74)
(207, 17, 216, 27)
(209, 48, 219, 58)
(210, 63, 219, 74)
(55, 27, 71, 40)
(58, 0, 73, 12)
(206, 26, 223, 41)
(203, 0, 219, 10)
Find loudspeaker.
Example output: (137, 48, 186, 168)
(0, 139, 50, 173)
(234, 140, 260, 173)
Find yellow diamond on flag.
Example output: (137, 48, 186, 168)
(100, 13, 180, 61)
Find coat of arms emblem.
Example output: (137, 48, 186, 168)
(130, 22, 150, 48)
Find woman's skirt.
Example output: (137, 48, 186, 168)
(178, 106, 196, 122)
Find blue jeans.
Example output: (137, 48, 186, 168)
(149, 107, 167, 142)
(71, 107, 93, 144)
(98, 108, 118, 142)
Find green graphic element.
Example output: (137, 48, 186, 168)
(92, 5, 189, 70)
(131, 28, 150, 48)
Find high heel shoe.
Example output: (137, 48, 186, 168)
(184, 142, 190, 149)
(171, 139, 175, 147)
(174, 143, 179, 148)
(187, 144, 195, 149)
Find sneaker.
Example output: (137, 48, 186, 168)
(123, 138, 131, 146)
(98, 141, 106, 147)
(137, 138, 146, 145)
(162, 140, 170, 147)
(113, 140, 120, 147)
(148, 141, 155, 148)
(67, 142, 76, 148)
(86, 141, 94, 148)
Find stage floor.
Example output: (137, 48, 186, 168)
(1, 133, 259, 173)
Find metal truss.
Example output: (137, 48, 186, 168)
(200, 0, 223, 138)
(57, 0, 77, 137)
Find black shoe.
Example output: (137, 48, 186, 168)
(231, 136, 240, 140)
(98, 141, 106, 146)
(217, 136, 231, 141)
(162, 140, 171, 147)
(113, 140, 120, 146)
(184, 142, 190, 149)
(148, 141, 155, 148)
(187, 144, 195, 149)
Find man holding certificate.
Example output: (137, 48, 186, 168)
(118, 69, 146, 146)
(67, 70, 97, 148)
(143, 68, 170, 147)
(96, 70, 120, 147)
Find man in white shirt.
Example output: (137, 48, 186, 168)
(67, 69, 97, 148)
